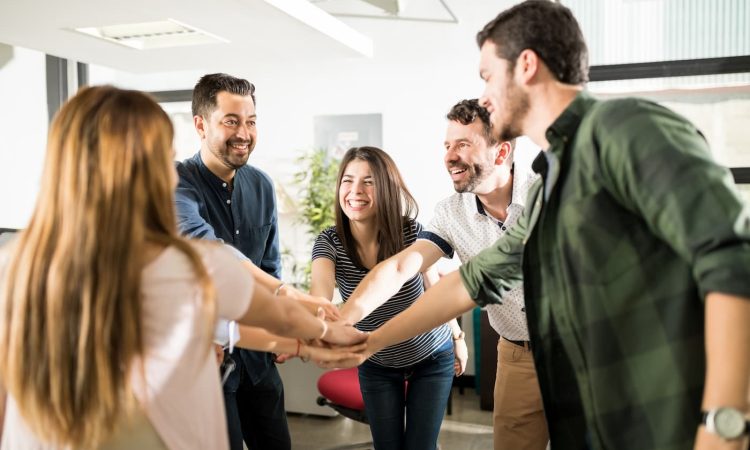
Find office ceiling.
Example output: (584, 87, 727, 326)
(0, 0, 472, 73)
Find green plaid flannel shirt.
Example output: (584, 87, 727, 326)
(460, 91, 750, 449)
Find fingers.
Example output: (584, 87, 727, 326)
(322, 322, 368, 346)
(315, 354, 365, 369)
(214, 344, 225, 366)
(322, 304, 342, 320)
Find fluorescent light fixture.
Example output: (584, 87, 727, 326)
(73, 19, 229, 50)
(262, 0, 373, 57)
(362, 0, 409, 15)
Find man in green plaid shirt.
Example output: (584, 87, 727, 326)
(337, 1, 750, 449)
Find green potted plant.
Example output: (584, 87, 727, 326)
(292, 148, 340, 289)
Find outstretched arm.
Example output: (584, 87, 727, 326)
(236, 282, 365, 346)
(366, 271, 475, 356)
(423, 265, 468, 376)
(339, 240, 444, 323)
(695, 292, 750, 450)
(234, 325, 365, 363)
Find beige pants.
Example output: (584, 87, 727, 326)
(493, 338, 549, 450)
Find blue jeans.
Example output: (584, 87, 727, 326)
(358, 340, 454, 450)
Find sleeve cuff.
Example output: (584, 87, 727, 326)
(417, 231, 454, 258)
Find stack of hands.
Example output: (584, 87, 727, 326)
(215, 284, 468, 375)
(274, 301, 370, 369)
(277, 292, 469, 376)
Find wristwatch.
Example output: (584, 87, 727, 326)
(452, 331, 465, 341)
(701, 407, 750, 440)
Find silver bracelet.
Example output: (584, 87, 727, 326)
(273, 282, 285, 296)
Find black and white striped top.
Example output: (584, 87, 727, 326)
(312, 220, 451, 368)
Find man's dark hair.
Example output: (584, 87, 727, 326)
(477, 0, 589, 84)
(446, 99, 497, 146)
(191, 73, 256, 117)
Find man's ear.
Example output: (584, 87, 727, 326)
(194, 115, 207, 139)
(516, 48, 540, 85)
(496, 141, 512, 165)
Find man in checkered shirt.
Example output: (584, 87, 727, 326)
(341, 99, 546, 450)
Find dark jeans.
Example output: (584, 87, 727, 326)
(358, 340, 454, 450)
(224, 358, 291, 450)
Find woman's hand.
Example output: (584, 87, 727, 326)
(213, 344, 225, 366)
(302, 297, 341, 321)
(453, 337, 468, 376)
(301, 341, 368, 365)
(280, 284, 342, 321)
(321, 319, 368, 346)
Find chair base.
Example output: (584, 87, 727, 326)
(316, 396, 369, 424)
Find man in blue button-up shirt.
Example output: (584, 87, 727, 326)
(175, 73, 288, 450)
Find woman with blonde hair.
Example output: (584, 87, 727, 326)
(0, 86, 364, 450)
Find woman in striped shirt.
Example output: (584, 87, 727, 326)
(311, 146, 466, 450)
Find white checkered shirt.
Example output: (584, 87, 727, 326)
(418, 173, 538, 340)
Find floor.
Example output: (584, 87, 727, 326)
(287, 386, 493, 450)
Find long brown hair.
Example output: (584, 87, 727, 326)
(334, 146, 418, 267)
(0, 86, 215, 448)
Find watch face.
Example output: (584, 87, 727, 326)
(715, 408, 747, 439)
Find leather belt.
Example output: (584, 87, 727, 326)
(504, 337, 531, 350)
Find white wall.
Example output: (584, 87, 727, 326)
(0, 44, 48, 229)
(86, 1, 538, 266)
(86, 3, 535, 376)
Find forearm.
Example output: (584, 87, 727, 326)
(341, 251, 425, 323)
(238, 284, 326, 341)
(236, 325, 299, 354)
(702, 292, 750, 410)
(242, 259, 283, 293)
(696, 292, 750, 448)
(368, 271, 476, 354)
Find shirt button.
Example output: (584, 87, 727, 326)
(226, 199, 231, 204)
(222, 182, 227, 188)
(235, 230, 239, 235)
(501, 226, 507, 231)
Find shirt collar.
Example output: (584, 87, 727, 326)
(194, 152, 232, 190)
(544, 90, 597, 157)
(473, 173, 526, 218)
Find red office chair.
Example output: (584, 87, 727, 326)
(317, 368, 371, 449)
(317, 367, 369, 424)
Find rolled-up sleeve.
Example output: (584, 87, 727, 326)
(459, 206, 528, 307)
(596, 100, 750, 300)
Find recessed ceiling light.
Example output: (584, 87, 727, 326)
(72, 19, 228, 50)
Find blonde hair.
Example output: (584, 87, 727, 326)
(0, 86, 215, 448)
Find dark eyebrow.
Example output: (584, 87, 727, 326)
(222, 113, 257, 119)
(446, 138, 471, 146)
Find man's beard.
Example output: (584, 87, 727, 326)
(214, 138, 254, 170)
(493, 80, 529, 143)
(451, 162, 490, 193)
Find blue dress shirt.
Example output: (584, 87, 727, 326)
(175, 152, 281, 384)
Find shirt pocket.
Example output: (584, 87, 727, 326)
(243, 224, 272, 264)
